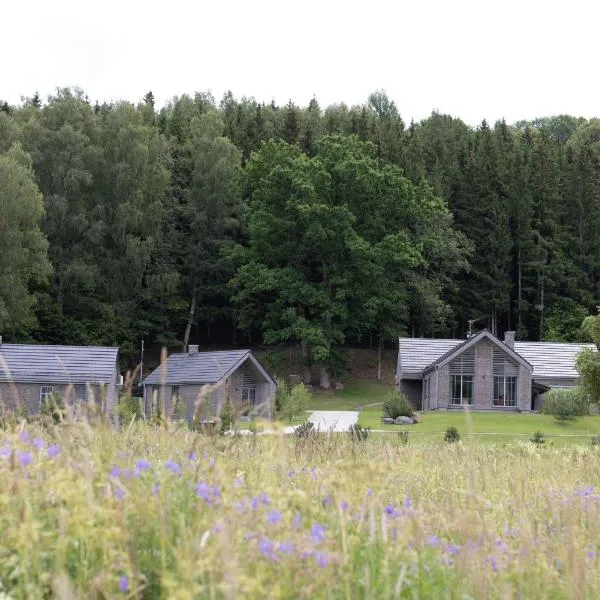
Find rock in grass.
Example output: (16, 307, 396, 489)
(381, 417, 396, 425)
(395, 416, 414, 425)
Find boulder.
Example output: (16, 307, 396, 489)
(412, 413, 422, 423)
(395, 416, 414, 425)
(381, 417, 396, 425)
(334, 382, 344, 391)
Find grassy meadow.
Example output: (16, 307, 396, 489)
(1, 419, 600, 599)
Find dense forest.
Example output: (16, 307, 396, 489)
(1, 89, 599, 377)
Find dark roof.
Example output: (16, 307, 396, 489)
(142, 349, 274, 386)
(398, 335, 595, 380)
(421, 330, 532, 375)
(0, 344, 118, 384)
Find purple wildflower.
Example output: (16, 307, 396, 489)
(310, 523, 326, 543)
(587, 550, 597, 560)
(135, 459, 152, 472)
(278, 541, 295, 554)
(445, 544, 460, 555)
(19, 452, 33, 467)
(385, 504, 396, 517)
(339, 501, 349, 512)
(260, 492, 270, 505)
(119, 575, 129, 592)
(314, 552, 329, 567)
(267, 509, 282, 525)
(19, 431, 30, 443)
(251, 496, 260, 510)
(110, 466, 121, 478)
(114, 487, 125, 501)
(195, 482, 220, 505)
(367, 487, 373, 497)
(292, 513, 302, 529)
(322, 495, 331, 507)
(426, 535, 440, 548)
(165, 460, 181, 475)
(404, 496, 413, 509)
(47, 445, 61, 459)
(287, 470, 295, 478)
(310, 467, 317, 479)
(151, 483, 160, 496)
(188, 451, 197, 462)
(32, 438, 44, 450)
(259, 538, 278, 561)
(0, 446, 11, 459)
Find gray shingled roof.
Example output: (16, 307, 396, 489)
(142, 349, 273, 386)
(0, 344, 118, 384)
(398, 337, 595, 380)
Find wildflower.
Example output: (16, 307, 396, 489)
(287, 470, 295, 478)
(404, 496, 413, 509)
(0, 446, 11, 459)
(278, 541, 295, 554)
(233, 473, 244, 487)
(115, 487, 125, 501)
(314, 552, 329, 567)
(445, 544, 460, 555)
(46, 445, 61, 459)
(339, 501, 349, 512)
(19, 452, 33, 467)
(384, 504, 396, 517)
(367, 487, 373, 497)
(135, 459, 152, 472)
(119, 575, 129, 592)
(267, 509, 282, 525)
(32, 438, 44, 450)
(19, 431, 30, 443)
(195, 482, 220, 505)
(259, 538, 278, 561)
(110, 466, 121, 478)
(587, 550, 597, 560)
(322, 495, 331, 507)
(426, 535, 440, 548)
(151, 483, 160, 496)
(310, 523, 326, 543)
(165, 460, 181, 475)
(260, 492, 270, 505)
(292, 513, 302, 529)
(188, 451, 197, 462)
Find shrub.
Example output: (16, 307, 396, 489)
(40, 392, 66, 424)
(591, 435, 600, 447)
(219, 397, 235, 434)
(294, 421, 316, 439)
(398, 430, 409, 445)
(348, 424, 370, 441)
(279, 383, 310, 424)
(382, 390, 413, 420)
(116, 395, 144, 425)
(444, 426, 460, 443)
(530, 430, 546, 445)
(542, 387, 589, 421)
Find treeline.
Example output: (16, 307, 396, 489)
(1, 89, 598, 376)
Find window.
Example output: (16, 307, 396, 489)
(450, 375, 474, 405)
(492, 347, 518, 407)
(493, 376, 517, 407)
(242, 387, 256, 403)
(39, 385, 55, 406)
(74, 384, 87, 401)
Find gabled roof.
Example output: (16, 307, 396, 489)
(142, 349, 275, 386)
(398, 334, 595, 380)
(422, 330, 532, 375)
(0, 344, 118, 384)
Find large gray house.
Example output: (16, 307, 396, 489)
(0, 342, 120, 415)
(142, 347, 276, 420)
(396, 330, 595, 411)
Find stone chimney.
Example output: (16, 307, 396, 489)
(503, 331, 515, 350)
(188, 344, 199, 354)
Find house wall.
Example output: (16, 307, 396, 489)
(400, 379, 422, 410)
(0, 382, 111, 416)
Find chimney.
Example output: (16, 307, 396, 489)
(187, 344, 199, 354)
(503, 331, 515, 350)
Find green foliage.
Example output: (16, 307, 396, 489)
(116, 395, 144, 425)
(348, 423, 370, 441)
(577, 309, 600, 405)
(398, 430, 410, 444)
(542, 387, 589, 421)
(591, 435, 600, 447)
(278, 383, 310, 424)
(219, 396, 235, 434)
(382, 390, 413, 419)
(444, 426, 460, 443)
(294, 420, 316, 439)
(530, 430, 546, 445)
(40, 392, 66, 424)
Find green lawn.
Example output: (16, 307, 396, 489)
(305, 380, 391, 411)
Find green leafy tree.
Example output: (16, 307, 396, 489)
(0, 144, 51, 335)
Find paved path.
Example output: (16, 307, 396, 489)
(308, 410, 359, 432)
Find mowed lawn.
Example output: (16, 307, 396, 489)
(306, 380, 600, 444)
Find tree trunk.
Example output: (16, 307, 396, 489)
(301, 340, 312, 384)
(183, 293, 196, 350)
(319, 366, 331, 389)
(377, 335, 383, 381)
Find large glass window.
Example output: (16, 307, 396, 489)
(493, 376, 517, 407)
(242, 387, 256, 403)
(450, 375, 474, 405)
(39, 385, 56, 406)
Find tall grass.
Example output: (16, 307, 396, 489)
(1, 420, 599, 598)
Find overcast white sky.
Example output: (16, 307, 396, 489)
(3, 0, 599, 126)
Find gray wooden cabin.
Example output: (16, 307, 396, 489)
(0, 342, 120, 415)
(142, 347, 276, 420)
(396, 330, 595, 411)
